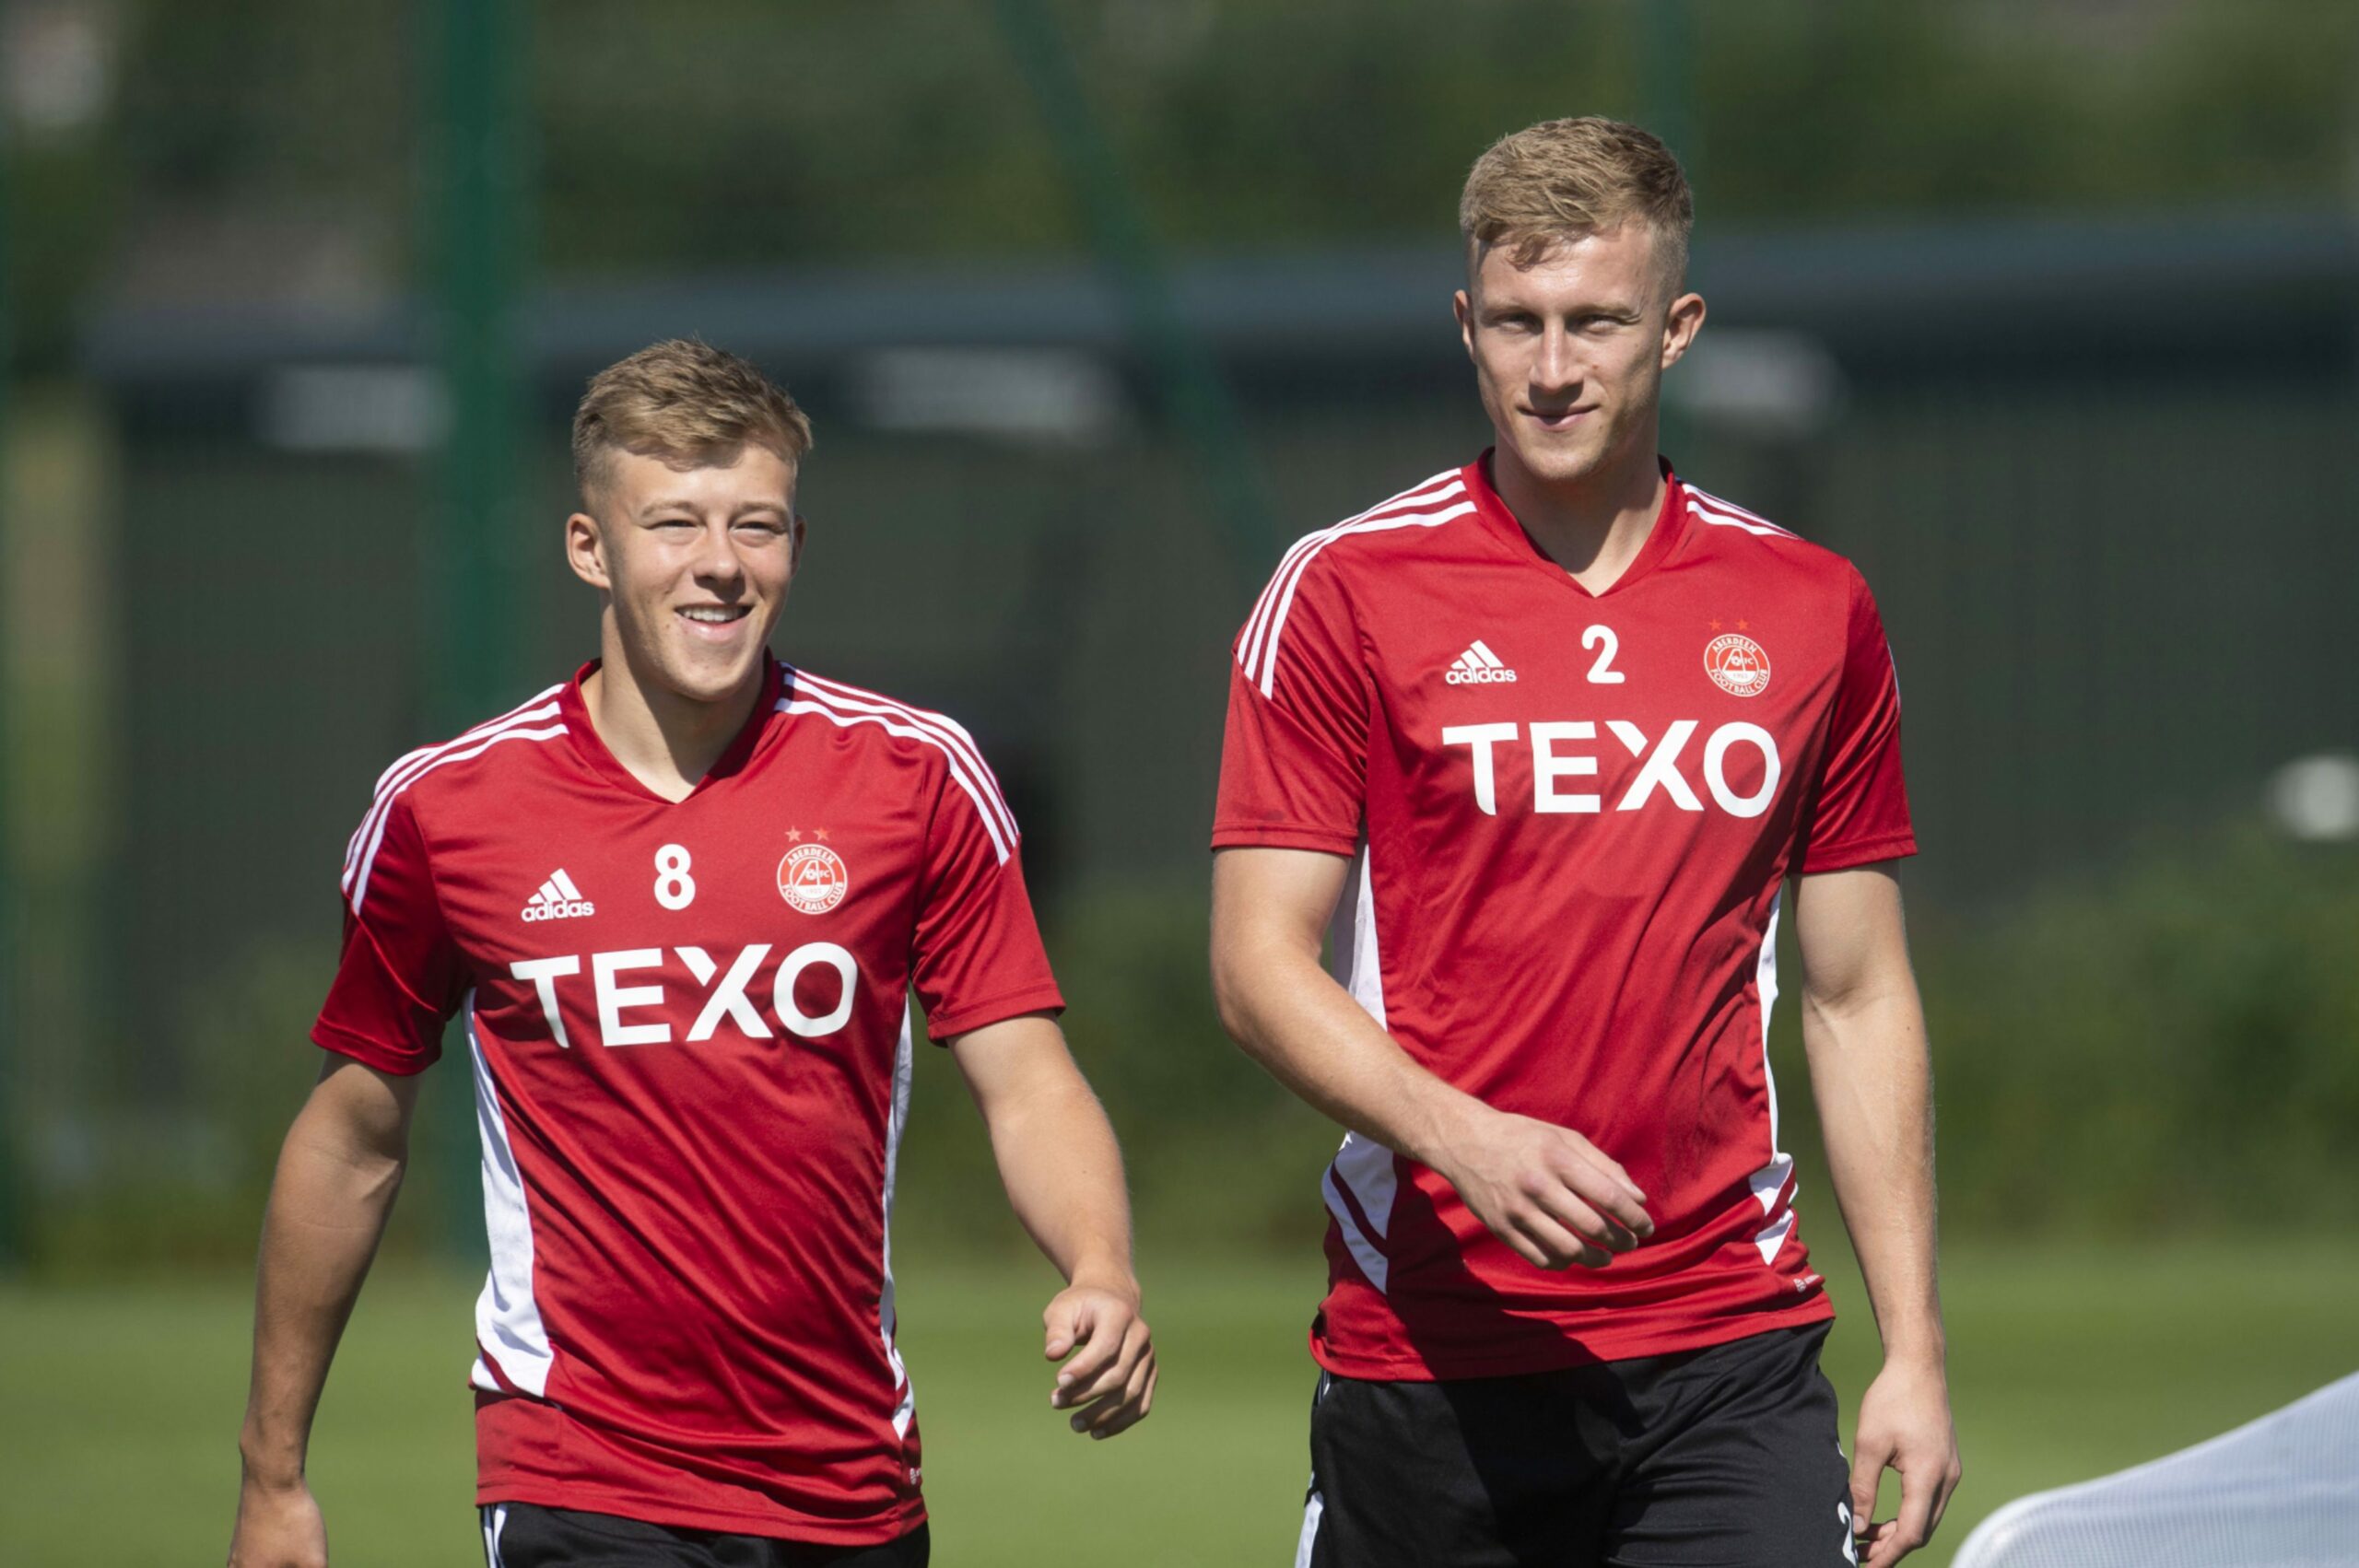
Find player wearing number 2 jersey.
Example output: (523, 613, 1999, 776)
(1212, 121, 1960, 1568)
(231, 341, 1156, 1568)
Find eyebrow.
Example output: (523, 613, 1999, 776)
(1483, 301, 1642, 321)
(638, 499, 792, 518)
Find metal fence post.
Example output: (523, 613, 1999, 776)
(0, 113, 21, 1272)
(425, 0, 530, 1261)
(988, 0, 1276, 584)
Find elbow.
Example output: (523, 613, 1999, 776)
(1207, 934, 1262, 1048)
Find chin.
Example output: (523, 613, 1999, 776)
(654, 649, 761, 708)
(1508, 433, 1608, 486)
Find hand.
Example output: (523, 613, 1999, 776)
(229, 1475, 328, 1568)
(1848, 1358, 1961, 1568)
(1427, 1104, 1653, 1270)
(1043, 1278, 1157, 1440)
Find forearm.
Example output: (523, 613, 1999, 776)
(239, 1098, 410, 1485)
(1214, 936, 1483, 1168)
(1803, 986, 1944, 1365)
(983, 1070, 1135, 1289)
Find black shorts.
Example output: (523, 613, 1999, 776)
(1297, 1322, 1854, 1568)
(480, 1502, 930, 1568)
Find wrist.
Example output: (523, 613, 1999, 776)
(1065, 1253, 1139, 1303)
(1878, 1326, 1949, 1374)
(1398, 1085, 1492, 1176)
(239, 1450, 306, 1493)
(239, 1423, 307, 1492)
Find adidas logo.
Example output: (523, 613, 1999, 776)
(522, 869, 595, 922)
(1444, 639, 1518, 685)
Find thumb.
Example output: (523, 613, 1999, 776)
(1043, 1296, 1086, 1361)
(1848, 1442, 1883, 1530)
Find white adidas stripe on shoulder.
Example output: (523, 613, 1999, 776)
(342, 684, 567, 883)
(1248, 481, 1476, 697)
(1685, 484, 1801, 540)
(780, 673, 1019, 865)
(1238, 469, 1463, 681)
(342, 702, 566, 893)
(349, 714, 569, 915)
(787, 669, 1018, 848)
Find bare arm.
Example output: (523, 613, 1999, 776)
(229, 1054, 421, 1568)
(950, 1012, 1154, 1439)
(1791, 862, 1961, 1568)
(1209, 846, 1651, 1270)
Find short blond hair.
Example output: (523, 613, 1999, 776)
(571, 338, 814, 504)
(1459, 117, 1693, 287)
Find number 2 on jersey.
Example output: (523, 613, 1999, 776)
(1582, 625, 1625, 684)
(654, 843, 697, 910)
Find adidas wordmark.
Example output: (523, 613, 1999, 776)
(1444, 639, 1518, 685)
(522, 868, 595, 922)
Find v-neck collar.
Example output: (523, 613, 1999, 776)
(1463, 449, 1687, 600)
(559, 654, 785, 804)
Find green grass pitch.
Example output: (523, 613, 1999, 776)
(4, 1241, 2353, 1565)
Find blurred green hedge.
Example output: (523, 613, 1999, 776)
(25, 820, 2355, 1274)
(1903, 825, 2359, 1236)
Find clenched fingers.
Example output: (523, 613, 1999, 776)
(1070, 1343, 1157, 1439)
(1554, 1144, 1652, 1238)
(1503, 1199, 1611, 1270)
(1054, 1316, 1151, 1410)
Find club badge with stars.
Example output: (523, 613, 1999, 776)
(1704, 621, 1771, 697)
(778, 827, 850, 915)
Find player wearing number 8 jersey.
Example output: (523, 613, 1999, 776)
(230, 341, 1156, 1568)
(1211, 121, 1960, 1567)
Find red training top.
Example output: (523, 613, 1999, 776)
(315, 656, 1062, 1543)
(1214, 453, 1914, 1379)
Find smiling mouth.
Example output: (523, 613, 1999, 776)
(677, 604, 752, 626)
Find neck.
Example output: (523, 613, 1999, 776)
(1491, 427, 1666, 593)
(582, 621, 764, 802)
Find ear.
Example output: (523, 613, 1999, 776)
(566, 509, 612, 592)
(1660, 290, 1707, 371)
(788, 512, 809, 573)
(1453, 287, 1476, 361)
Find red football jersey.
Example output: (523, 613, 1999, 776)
(314, 656, 1062, 1542)
(1214, 453, 1914, 1379)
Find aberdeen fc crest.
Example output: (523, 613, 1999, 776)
(778, 842, 850, 914)
(1704, 633, 1771, 696)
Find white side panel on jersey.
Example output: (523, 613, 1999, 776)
(1746, 892, 1799, 1264)
(466, 995, 554, 1398)
(1322, 848, 1399, 1293)
(1336, 849, 1389, 1030)
(878, 1002, 917, 1440)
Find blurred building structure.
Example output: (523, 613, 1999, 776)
(66, 208, 2359, 1109)
(7, 0, 2358, 1266)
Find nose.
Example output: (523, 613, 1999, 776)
(1533, 323, 1581, 396)
(693, 519, 747, 587)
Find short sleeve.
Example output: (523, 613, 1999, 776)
(313, 791, 468, 1073)
(910, 755, 1064, 1043)
(1797, 568, 1918, 873)
(1211, 553, 1369, 856)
